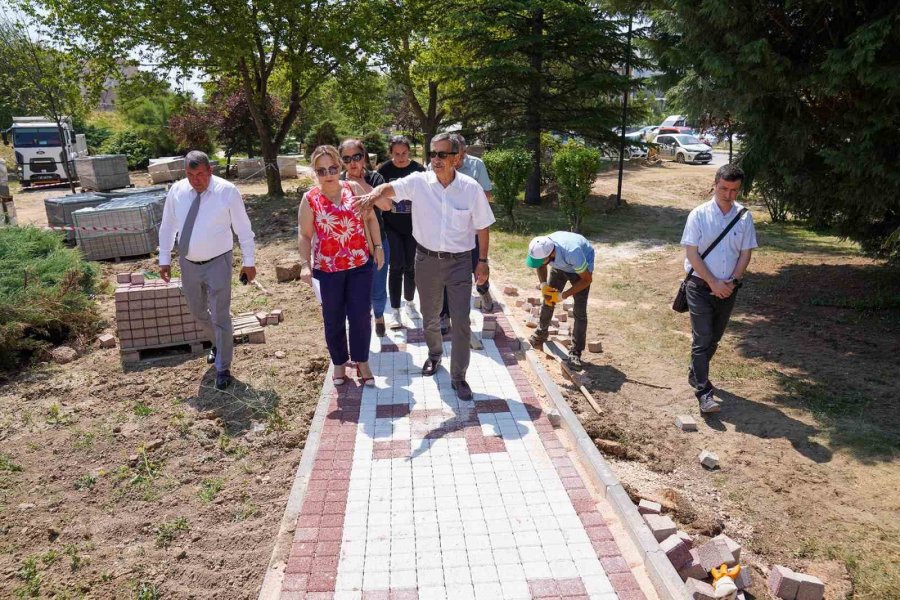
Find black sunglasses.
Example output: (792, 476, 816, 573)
(341, 152, 364, 164)
(314, 166, 340, 176)
(429, 151, 459, 160)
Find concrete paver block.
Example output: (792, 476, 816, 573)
(271, 309, 284, 322)
(588, 340, 603, 353)
(637, 499, 661, 515)
(712, 533, 741, 561)
(768, 565, 801, 599)
(677, 530, 694, 548)
(735, 565, 754, 590)
(514, 299, 525, 307)
(97, 333, 116, 348)
(796, 573, 825, 600)
(525, 317, 537, 328)
(558, 312, 567, 322)
(685, 577, 717, 600)
(676, 415, 698, 431)
(678, 549, 707, 581)
(116, 273, 131, 284)
(130, 273, 144, 285)
(503, 286, 518, 296)
(660, 533, 692, 569)
(643, 513, 676, 542)
(699, 450, 720, 469)
(697, 538, 737, 571)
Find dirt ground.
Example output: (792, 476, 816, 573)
(1, 163, 898, 599)
(493, 161, 899, 600)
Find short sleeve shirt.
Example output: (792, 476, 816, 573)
(457, 156, 493, 192)
(390, 171, 496, 253)
(549, 232, 594, 274)
(680, 198, 758, 279)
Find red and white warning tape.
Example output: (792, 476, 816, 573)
(44, 224, 149, 232)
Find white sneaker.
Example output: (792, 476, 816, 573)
(404, 301, 420, 320)
(387, 309, 402, 330)
(698, 390, 721, 413)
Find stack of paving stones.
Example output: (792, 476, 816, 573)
(75, 154, 130, 191)
(768, 565, 825, 600)
(115, 273, 207, 362)
(44, 192, 109, 243)
(96, 185, 168, 200)
(73, 194, 165, 260)
(148, 156, 185, 184)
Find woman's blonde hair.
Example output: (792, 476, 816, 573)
(310, 145, 342, 175)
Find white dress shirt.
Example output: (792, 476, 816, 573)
(390, 170, 495, 253)
(158, 175, 256, 266)
(681, 198, 757, 279)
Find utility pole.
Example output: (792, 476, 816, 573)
(615, 15, 633, 208)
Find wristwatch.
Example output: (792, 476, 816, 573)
(478, 258, 489, 264)
(731, 277, 743, 289)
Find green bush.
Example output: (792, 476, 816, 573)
(552, 142, 602, 233)
(100, 129, 153, 170)
(304, 121, 340, 159)
(0, 227, 100, 369)
(483, 148, 532, 223)
(361, 132, 388, 167)
(540, 132, 563, 187)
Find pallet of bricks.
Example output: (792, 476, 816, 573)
(44, 192, 109, 243)
(73, 193, 165, 261)
(75, 154, 130, 191)
(115, 273, 208, 363)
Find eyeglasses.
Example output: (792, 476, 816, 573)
(314, 166, 340, 176)
(341, 152, 364, 164)
(429, 151, 459, 160)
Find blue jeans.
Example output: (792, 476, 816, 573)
(314, 260, 374, 365)
(371, 235, 390, 319)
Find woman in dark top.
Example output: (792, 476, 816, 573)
(376, 135, 425, 329)
(339, 139, 389, 337)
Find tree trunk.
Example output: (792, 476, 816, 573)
(524, 8, 544, 205)
(259, 136, 283, 196)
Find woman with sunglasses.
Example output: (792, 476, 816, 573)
(338, 139, 390, 337)
(298, 145, 385, 386)
(377, 135, 425, 330)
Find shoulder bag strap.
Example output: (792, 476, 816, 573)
(684, 208, 747, 280)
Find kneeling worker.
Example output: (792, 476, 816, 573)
(526, 232, 594, 370)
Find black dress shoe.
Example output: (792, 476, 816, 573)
(207, 346, 217, 364)
(421, 358, 441, 376)
(451, 380, 473, 400)
(375, 321, 386, 337)
(215, 369, 232, 390)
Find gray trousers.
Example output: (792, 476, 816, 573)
(415, 250, 472, 381)
(535, 267, 590, 354)
(179, 251, 234, 373)
(686, 278, 737, 398)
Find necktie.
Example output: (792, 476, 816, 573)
(178, 192, 202, 258)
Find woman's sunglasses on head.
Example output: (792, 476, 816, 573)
(315, 166, 340, 176)
(341, 152, 365, 164)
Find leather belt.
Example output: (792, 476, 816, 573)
(184, 250, 230, 266)
(416, 244, 471, 259)
(689, 275, 709, 288)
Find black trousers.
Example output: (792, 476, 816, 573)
(686, 278, 737, 397)
(386, 229, 417, 309)
(534, 268, 590, 354)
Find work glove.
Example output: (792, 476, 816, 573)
(541, 284, 562, 307)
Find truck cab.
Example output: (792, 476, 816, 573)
(1, 117, 87, 187)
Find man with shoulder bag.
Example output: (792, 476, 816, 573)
(677, 164, 758, 414)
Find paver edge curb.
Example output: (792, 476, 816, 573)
(506, 303, 691, 600)
(257, 366, 336, 600)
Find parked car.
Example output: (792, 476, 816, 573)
(652, 133, 712, 164)
(660, 114, 688, 128)
(657, 126, 695, 136)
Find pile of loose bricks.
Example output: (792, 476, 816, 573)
(114, 272, 207, 361)
(635, 498, 824, 600)
(502, 285, 602, 351)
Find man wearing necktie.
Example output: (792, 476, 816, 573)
(158, 151, 257, 390)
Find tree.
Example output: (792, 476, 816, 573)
(31, 0, 367, 196)
(207, 88, 281, 173)
(0, 15, 106, 193)
(450, 1, 635, 204)
(168, 103, 214, 155)
(644, 1, 900, 259)
(116, 71, 189, 157)
(553, 142, 602, 233)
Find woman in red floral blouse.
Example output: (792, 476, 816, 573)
(298, 145, 385, 385)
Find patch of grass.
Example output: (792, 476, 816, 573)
(233, 498, 260, 522)
(41, 550, 59, 566)
(198, 478, 224, 502)
(169, 410, 192, 437)
(154, 517, 189, 548)
(65, 544, 87, 571)
(45, 402, 74, 426)
(14, 556, 41, 598)
(71, 430, 95, 450)
(74, 473, 96, 490)
(0, 453, 23, 472)
(217, 434, 249, 458)
(133, 402, 153, 417)
(133, 581, 159, 600)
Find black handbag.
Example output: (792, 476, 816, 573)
(672, 208, 747, 313)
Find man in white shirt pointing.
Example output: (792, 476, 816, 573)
(354, 133, 495, 400)
(680, 164, 757, 413)
(158, 151, 257, 390)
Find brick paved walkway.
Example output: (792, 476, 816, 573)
(278, 302, 653, 600)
